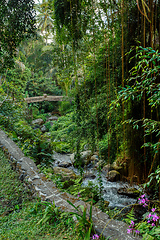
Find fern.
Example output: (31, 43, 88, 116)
(124, 208, 136, 224)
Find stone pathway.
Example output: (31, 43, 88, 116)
(0, 128, 141, 240)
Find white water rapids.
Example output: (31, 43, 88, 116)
(52, 151, 138, 209)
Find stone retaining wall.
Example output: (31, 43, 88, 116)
(0, 128, 141, 240)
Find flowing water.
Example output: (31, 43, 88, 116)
(52, 151, 138, 209)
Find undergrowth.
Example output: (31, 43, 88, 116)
(0, 149, 79, 240)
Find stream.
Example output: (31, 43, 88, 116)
(52, 151, 138, 209)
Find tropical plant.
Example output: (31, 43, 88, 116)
(21, 132, 53, 165)
(144, 166, 160, 200)
(110, 46, 160, 180)
(126, 194, 160, 240)
(35, 0, 54, 44)
(36, 200, 60, 225)
(67, 199, 93, 240)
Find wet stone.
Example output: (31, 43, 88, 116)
(58, 161, 72, 168)
(96, 211, 110, 222)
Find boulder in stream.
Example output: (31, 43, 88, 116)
(111, 160, 128, 177)
(70, 150, 92, 166)
(90, 154, 99, 162)
(94, 160, 104, 169)
(106, 170, 120, 182)
(117, 187, 140, 198)
(102, 164, 111, 173)
(83, 172, 96, 179)
(58, 161, 72, 168)
(111, 161, 123, 171)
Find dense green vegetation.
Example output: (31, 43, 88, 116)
(1, 0, 159, 182)
(0, 149, 79, 239)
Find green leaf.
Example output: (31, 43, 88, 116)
(84, 223, 93, 240)
(67, 200, 80, 212)
(142, 233, 155, 240)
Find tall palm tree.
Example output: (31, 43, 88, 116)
(35, 0, 54, 44)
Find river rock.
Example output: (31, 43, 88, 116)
(102, 164, 111, 173)
(91, 154, 99, 162)
(83, 172, 96, 179)
(55, 160, 60, 165)
(106, 170, 120, 182)
(111, 160, 128, 177)
(58, 161, 72, 168)
(111, 161, 123, 171)
(94, 160, 104, 169)
(70, 153, 75, 164)
(53, 167, 76, 182)
(117, 187, 140, 198)
(70, 150, 92, 166)
(81, 150, 92, 162)
(41, 125, 47, 133)
(31, 118, 44, 125)
(48, 116, 58, 121)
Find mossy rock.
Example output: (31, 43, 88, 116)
(94, 160, 105, 169)
(71, 150, 92, 167)
(111, 161, 128, 178)
(106, 170, 120, 182)
(102, 164, 111, 173)
(111, 161, 123, 171)
(117, 187, 140, 198)
(53, 167, 77, 182)
(31, 118, 44, 125)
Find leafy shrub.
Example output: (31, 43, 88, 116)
(98, 131, 117, 163)
(30, 105, 40, 118)
(0, 92, 24, 131)
(50, 113, 76, 153)
(59, 100, 72, 114)
(33, 113, 47, 122)
(22, 133, 53, 165)
(98, 134, 109, 158)
(52, 141, 70, 153)
(44, 121, 52, 131)
(66, 179, 100, 203)
(144, 167, 160, 199)
(13, 120, 34, 140)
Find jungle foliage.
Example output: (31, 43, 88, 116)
(0, 0, 160, 185)
(0, 0, 36, 72)
(49, 0, 160, 182)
